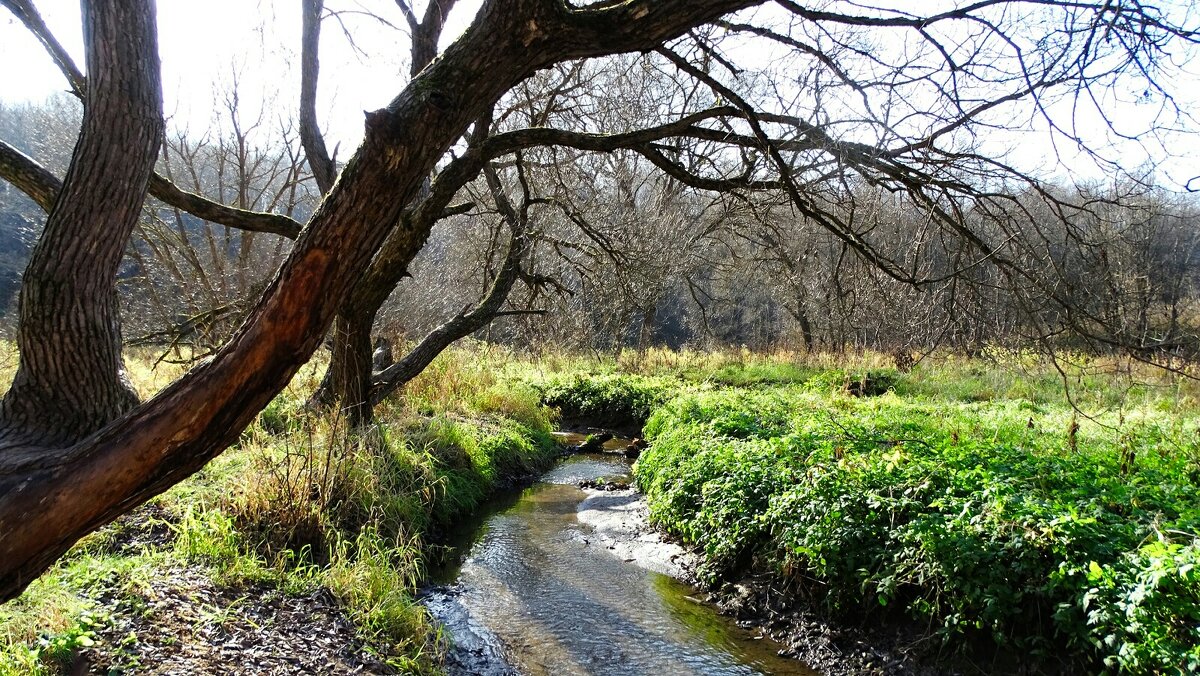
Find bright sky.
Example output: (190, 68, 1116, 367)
(1, 1, 1197, 190)
(0, 0, 482, 147)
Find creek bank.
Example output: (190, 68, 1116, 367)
(553, 414, 643, 441)
(79, 565, 388, 676)
(575, 486, 697, 580)
(696, 573, 1080, 676)
(703, 572, 1080, 676)
(579, 483, 999, 676)
(26, 506, 391, 676)
(706, 575, 929, 676)
(550, 429, 646, 457)
(7, 410, 565, 676)
(563, 433, 924, 675)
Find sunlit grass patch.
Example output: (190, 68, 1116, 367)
(634, 383, 1200, 672)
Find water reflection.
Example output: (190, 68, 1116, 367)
(424, 454, 816, 676)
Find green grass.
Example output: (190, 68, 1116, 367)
(0, 545, 166, 676)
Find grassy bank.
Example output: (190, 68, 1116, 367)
(627, 358, 1200, 673)
(0, 344, 559, 675)
(498, 346, 1200, 672)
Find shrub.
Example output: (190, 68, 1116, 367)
(536, 373, 674, 427)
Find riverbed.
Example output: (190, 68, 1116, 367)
(422, 451, 817, 675)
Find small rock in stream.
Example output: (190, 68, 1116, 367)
(624, 438, 648, 459)
(575, 432, 613, 453)
(579, 477, 631, 491)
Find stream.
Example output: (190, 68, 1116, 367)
(421, 440, 818, 675)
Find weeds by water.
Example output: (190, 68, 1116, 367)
(634, 377, 1200, 673)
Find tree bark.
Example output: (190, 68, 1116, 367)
(0, 139, 61, 212)
(0, 0, 162, 448)
(787, 293, 814, 352)
(638, 304, 657, 352)
(0, 0, 764, 601)
(320, 307, 377, 426)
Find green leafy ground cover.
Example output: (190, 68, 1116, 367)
(518, 348, 1200, 671)
(632, 373, 1200, 673)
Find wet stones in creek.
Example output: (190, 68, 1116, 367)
(553, 430, 649, 458)
(575, 486, 696, 580)
(578, 476, 631, 491)
(575, 432, 613, 453)
(419, 586, 518, 676)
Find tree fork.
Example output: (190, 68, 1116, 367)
(310, 0, 458, 420)
(0, 0, 765, 601)
(0, 0, 162, 448)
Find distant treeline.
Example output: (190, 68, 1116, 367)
(2, 94, 1197, 362)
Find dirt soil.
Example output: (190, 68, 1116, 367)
(41, 505, 393, 676)
(73, 564, 390, 675)
(708, 573, 944, 676)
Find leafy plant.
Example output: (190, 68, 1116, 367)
(635, 384, 1200, 671)
(536, 373, 675, 426)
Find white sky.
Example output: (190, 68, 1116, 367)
(0, 0, 482, 147)
(1, 0, 1197, 190)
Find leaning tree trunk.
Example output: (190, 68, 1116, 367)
(0, 0, 762, 602)
(0, 0, 162, 449)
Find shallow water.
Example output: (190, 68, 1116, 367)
(550, 430, 638, 453)
(423, 453, 817, 675)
